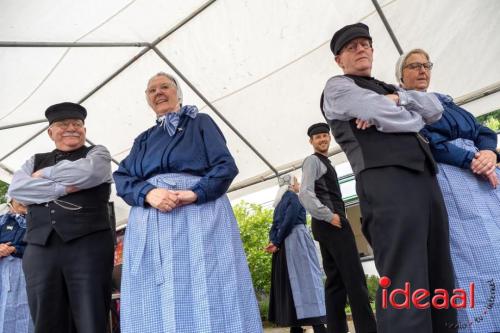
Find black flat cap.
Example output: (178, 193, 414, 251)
(45, 102, 87, 124)
(307, 123, 330, 137)
(330, 22, 372, 55)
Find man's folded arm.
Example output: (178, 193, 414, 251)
(8, 157, 66, 205)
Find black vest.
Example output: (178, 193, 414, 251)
(26, 146, 111, 245)
(327, 75, 437, 175)
(313, 153, 346, 219)
(310, 153, 347, 241)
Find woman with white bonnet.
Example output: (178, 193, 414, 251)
(396, 49, 500, 332)
(266, 174, 326, 333)
(114, 72, 262, 332)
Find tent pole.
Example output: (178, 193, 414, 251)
(0, 125, 49, 162)
(0, 119, 46, 130)
(371, 0, 404, 55)
(227, 147, 343, 192)
(0, 42, 149, 48)
(85, 138, 120, 165)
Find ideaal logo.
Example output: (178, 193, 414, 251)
(379, 276, 496, 329)
(379, 276, 475, 309)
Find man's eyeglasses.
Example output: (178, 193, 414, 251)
(404, 62, 434, 71)
(51, 120, 84, 129)
(342, 40, 372, 53)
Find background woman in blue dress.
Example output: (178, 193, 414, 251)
(396, 49, 500, 333)
(0, 198, 33, 333)
(266, 174, 326, 333)
(113, 72, 262, 333)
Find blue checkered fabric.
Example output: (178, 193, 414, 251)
(436, 139, 500, 333)
(285, 224, 326, 319)
(0, 256, 34, 333)
(120, 173, 263, 333)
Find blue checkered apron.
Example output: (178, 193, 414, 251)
(436, 139, 500, 333)
(0, 256, 34, 333)
(285, 224, 326, 319)
(120, 173, 263, 333)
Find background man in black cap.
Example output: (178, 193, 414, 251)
(322, 23, 457, 332)
(8, 102, 114, 333)
(299, 123, 376, 333)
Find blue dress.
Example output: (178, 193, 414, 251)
(0, 213, 34, 333)
(421, 94, 500, 333)
(113, 106, 262, 333)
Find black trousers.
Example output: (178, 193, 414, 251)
(311, 219, 377, 333)
(356, 165, 457, 333)
(23, 230, 114, 333)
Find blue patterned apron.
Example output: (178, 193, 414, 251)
(120, 173, 263, 333)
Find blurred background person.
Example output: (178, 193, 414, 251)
(0, 198, 33, 333)
(113, 72, 262, 333)
(266, 174, 326, 333)
(396, 48, 500, 333)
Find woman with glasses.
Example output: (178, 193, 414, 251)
(266, 174, 326, 333)
(0, 198, 34, 333)
(396, 48, 500, 333)
(113, 72, 262, 333)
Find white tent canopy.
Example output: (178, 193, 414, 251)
(1, 0, 499, 224)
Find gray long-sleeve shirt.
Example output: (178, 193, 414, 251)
(323, 75, 443, 132)
(298, 155, 334, 223)
(8, 145, 113, 205)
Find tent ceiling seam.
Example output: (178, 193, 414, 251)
(76, 0, 139, 42)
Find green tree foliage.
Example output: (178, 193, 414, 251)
(483, 116, 500, 132)
(477, 109, 500, 132)
(366, 275, 379, 303)
(0, 181, 8, 204)
(233, 201, 273, 296)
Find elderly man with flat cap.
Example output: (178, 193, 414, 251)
(299, 123, 376, 333)
(321, 23, 457, 332)
(8, 102, 114, 333)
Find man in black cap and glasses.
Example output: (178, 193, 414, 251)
(299, 123, 376, 333)
(8, 102, 114, 333)
(321, 23, 457, 332)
